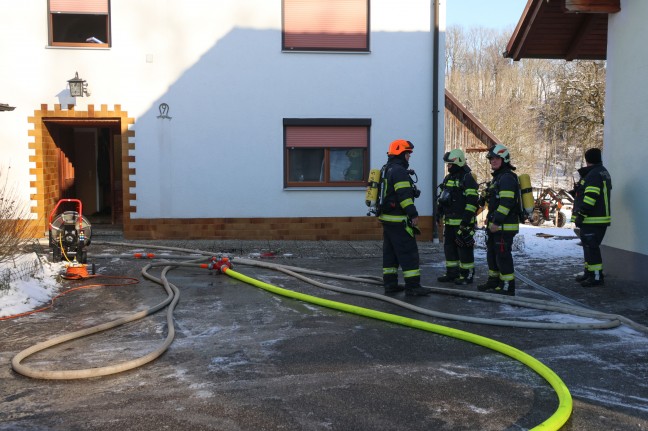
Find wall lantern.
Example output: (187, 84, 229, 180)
(67, 72, 90, 97)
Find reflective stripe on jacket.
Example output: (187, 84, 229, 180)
(438, 165, 479, 227)
(486, 166, 519, 233)
(571, 163, 612, 226)
(378, 157, 418, 223)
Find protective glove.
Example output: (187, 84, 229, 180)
(455, 225, 475, 248)
(574, 213, 585, 228)
(405, 218, 421, 237)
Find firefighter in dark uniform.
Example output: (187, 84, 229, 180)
(379, 139, 431, 296)
(571, 147, 612, 287)
(436, 148, 479, 285)
(478, 144, 520, 296)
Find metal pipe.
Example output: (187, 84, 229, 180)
(432, 0, 441, 240)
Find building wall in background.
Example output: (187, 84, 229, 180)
(601, 0, 648, 277)
(0, 0, 442, 240)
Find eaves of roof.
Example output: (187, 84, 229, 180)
(504, 0, 620, 61)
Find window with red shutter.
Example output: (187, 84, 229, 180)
(283, 0, 369, 52)
(284, 119, 370, 187)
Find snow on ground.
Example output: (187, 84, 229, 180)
(516, 222, 581, 259)
(0, 255, 65, 318)
(0, 223, 581, 319)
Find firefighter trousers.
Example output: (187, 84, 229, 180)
(382, 222, 421, 289)
(579, 224, 607, 271)
(486, 231, 516, 281)
(443, 224, 475, 271)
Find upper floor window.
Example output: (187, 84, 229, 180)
(282, 0, 369, 52)
(284, 119, 370, 188)
(48, 0, 111, 48)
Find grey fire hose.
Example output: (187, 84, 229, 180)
(11, 240, 647, 381)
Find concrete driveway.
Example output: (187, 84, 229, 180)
(1, 234, 647, 431)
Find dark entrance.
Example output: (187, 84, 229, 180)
(44, 120, 123, 225)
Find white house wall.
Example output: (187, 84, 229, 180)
(603, 0, 648, 265)
(0, 0, 437, 222)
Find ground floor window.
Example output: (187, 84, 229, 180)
(284, 119, 370, 188)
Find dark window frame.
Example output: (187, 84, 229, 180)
(282, 0, 370, 52)
(284, 118, 371, 188)
(48, 0, 112, 48)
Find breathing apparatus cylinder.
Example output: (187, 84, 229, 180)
(365, 168, 381, 214)
(519, 173, 534, 216)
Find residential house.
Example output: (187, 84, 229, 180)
(0, 0, 445, 241)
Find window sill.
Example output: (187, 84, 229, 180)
(281, 50, 371, 54)
(46, 45, 111, 50)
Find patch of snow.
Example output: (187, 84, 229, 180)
(0, 256, 65, 318)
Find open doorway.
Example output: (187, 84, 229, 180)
(44, 120, 123, 225)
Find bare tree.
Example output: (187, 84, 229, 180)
(445, 25, 605, 189)
(0, 166, 37, 265)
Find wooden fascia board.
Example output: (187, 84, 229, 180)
(505, 0, 544, 61)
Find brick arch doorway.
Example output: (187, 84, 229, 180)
(30, 105, 134, 237)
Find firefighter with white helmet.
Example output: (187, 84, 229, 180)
(478, 144, 520, 296)
(378, 139, 431, 296)
(435, 148, 479, 285)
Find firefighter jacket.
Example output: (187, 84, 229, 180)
(486, 164, 520, 233)
(438, 164, 479, 227)
(571, 163, 612, 226)
(378, 156, 418, 224)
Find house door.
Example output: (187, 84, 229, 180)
(74, 128, 99, 215)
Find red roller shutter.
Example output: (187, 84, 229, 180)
(283, 0, 368, 50)
(50, 0, 109, 14)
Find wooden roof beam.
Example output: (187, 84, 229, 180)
(563, 0, 620, 14)
(565, 14, 596, 60)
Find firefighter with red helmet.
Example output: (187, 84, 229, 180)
(478, 144, 520, 296)
(436, 148, 479, 285)
(379, 139, 431, 296)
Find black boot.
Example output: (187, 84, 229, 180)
(477, 276, 499, 292)
(454, 269, 474, 285)
(405, 286, 433, 296)
(581, 270, 604, 287)
(383, 274, 403, 295)
(437, 267, 460, 283)
(575, 270, 591, 283)
(384, 284, 405, 294)
(493, 279, 515, 296)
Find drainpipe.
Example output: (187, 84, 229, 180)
(432, 0, 441, 241)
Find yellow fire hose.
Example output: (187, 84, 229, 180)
(221, 265, 572, 431)
(11, 244, 573, 430)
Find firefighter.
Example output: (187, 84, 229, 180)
(379, 139, 431, 296)
(436, 149, 479, 285)
(571, 147, 612, 287)
(478, 144, 520, 296)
